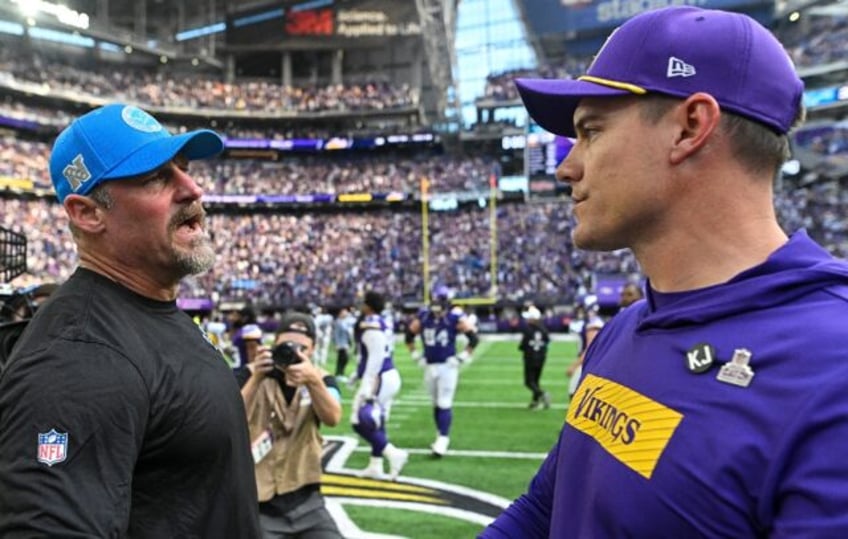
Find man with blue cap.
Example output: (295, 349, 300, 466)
(0, 104, 261, 537)
(482, 6, 848, 537)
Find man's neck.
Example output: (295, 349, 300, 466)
(78, 255, 179, 301)
(635, 218, 788, 293)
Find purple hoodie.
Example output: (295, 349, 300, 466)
(482, 231, 848, 538)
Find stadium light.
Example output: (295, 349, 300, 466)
(175, 22, 226, 41)
(14, 0, 38, 18)
(11, 0, 89, 30)
(28, 26, 94, 47)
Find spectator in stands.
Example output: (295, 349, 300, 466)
(484, 6, 848, 536)
(0, 103, 260, 537)
(236, 311, 343, 538)
(0, 46, 418, 115)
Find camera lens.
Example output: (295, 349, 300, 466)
(272, 341, 303, 367)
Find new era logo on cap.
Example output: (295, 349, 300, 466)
(667, 57, 695, 78)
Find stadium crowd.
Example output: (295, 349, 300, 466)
(2, 177, 847, 308)
(2, 5, 848, 310)
(0, 52, 418, 114)
(192, 154, 498, 194)
(479, 12, 848, 105)
(0, 195, 618, 307)
(780, 11, 848, 68)
(0, 136, 497, 194)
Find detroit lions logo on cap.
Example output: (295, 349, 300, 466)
(121, 105, 163, 133)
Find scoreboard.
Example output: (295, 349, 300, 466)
(226, 1, 421, 45)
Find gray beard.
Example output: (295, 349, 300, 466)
(176, 244, 215, 276)
(172, 231, 215, 277)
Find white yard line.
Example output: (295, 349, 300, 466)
(350, 445, 548, 460)
(390, 392, 565, 408)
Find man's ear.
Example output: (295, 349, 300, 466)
(669, 92, 721, 164)
(63, 194, 106, 234)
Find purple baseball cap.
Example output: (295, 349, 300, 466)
(515, 6, 804, 137)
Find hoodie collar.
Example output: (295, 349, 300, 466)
(639, 230, 848, 331)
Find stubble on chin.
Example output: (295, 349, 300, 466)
(175, 233, 216, 276)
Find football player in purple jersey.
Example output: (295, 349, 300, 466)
(350, 291, 408, 480)
(483, 6, 848, 538)
(406, 285, 478, 457)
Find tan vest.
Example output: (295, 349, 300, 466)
(246, 378, 324, 502)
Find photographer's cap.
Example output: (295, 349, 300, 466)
(278, 312, 316, 341)
(515, 6, 803, 137)
(50, 103, 224, 202)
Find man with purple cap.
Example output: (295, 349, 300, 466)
(482, 6, 848, 537)
(0, 104, 260, 537)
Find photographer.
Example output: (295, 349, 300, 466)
(235, 312, 343, 539)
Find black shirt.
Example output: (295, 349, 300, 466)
(0, 268, 260, 538)
(519, 323, 550, 361)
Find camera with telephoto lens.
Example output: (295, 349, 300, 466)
(272, 341, 305, 367)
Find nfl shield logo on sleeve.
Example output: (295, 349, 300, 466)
(37, 429, 68, 466)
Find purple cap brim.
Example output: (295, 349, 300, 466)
(515, 78, 632, 137)
(103, 129, 223, 182)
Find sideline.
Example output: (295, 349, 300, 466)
(320, 436, 515, 538)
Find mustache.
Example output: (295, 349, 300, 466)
(170, 204, 206, 229)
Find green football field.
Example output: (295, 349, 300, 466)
(319, 336, 580, 538)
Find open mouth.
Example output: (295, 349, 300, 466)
(176, 211, 205, 234)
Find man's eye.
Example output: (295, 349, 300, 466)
(579, 127, 601, 141)
(143, 172, 167, 185)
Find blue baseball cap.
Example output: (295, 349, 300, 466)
(49, 103, 224, 202)
(515, 6, 804, 137)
